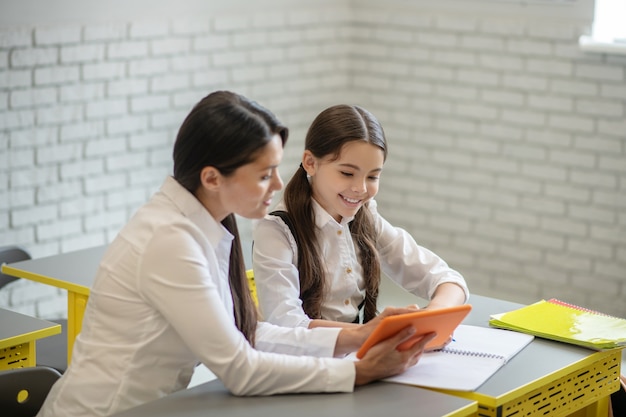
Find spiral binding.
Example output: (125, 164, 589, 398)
(547, 298, 620, 319)
(436, 347, 507, 362)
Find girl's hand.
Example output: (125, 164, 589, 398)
(354, 305, 421, 346)
(379, 304, 421, 317)
(334, 305, 421, 356)
(354, 327, 436, 386)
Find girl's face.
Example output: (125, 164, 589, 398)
(304, 141, 384, 223)
(202, 134, 284, 221)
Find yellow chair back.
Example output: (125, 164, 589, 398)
(245, 269, 258, 306)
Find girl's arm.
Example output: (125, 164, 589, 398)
(309, 319, 359, 329)
(370, 200, 470, 305)
(424, 282, 467, 310)
(252, 215, 315, 328)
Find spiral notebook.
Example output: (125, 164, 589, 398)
(489, 298, 626, 350)
(384, 324, 534, 391)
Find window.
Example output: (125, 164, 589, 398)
(579, 0, 626, 55)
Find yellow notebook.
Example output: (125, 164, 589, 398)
(489, 298, 626, 350)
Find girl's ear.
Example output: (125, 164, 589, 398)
(302, 150, 317, 176)
(200, 166, 221, 191)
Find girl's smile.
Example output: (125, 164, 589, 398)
(340, 194, 363, 208)
(304, 141, 384, 223)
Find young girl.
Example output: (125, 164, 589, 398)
(37, 92, 433, 417)
(252, 104, 469, 329)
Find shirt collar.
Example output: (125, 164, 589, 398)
(160, 176, 233, 247)
(311, 198, 354, 229)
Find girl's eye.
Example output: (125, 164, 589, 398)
(341, 171, 353, 177)
(368, 176, 379, 181)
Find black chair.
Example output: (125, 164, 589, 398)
(0, 366, 61, 416)
(0, 246, 67, 373)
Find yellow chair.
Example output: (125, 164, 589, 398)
(246, 269, 257, 306)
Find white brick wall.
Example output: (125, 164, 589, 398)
(1, 1, 624, 321)
(356, 6, 625, 317)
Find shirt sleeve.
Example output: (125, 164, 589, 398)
(370, 201, 470, 303)
(252, 215, 313, 328)
(255, 322, 341, 357)
(138, 223, 354, 396)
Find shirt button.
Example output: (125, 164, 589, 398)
(346, 267, 352, 274)
(344, 299, 350, 305)
(337, 230, 342, 236)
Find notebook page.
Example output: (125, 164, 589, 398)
(385, 350, 504, 391)
(445, 324, 535, 361)
(384, 325, 534, 391)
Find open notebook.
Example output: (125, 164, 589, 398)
(384, 324, 534, 391)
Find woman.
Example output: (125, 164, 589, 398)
(37, 91, 432, 417)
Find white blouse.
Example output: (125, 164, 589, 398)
(37, 177, 354, 417)
(252, 199, 469, 327)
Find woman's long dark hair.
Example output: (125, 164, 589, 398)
(283, 105, 387, 323)
(173, 91, 288, 345)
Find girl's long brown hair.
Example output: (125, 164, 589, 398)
(283, 105, 387, 323)
(173, 91, 288, 345)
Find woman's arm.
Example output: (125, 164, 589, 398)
(141, 228, 356, 396)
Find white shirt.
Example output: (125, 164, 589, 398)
(252, 199, 469, 327)
(38, 177, 354, 417)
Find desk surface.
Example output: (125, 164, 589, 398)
(111, 379, 477, 417)
(1, 245, 107, 295)
(0, 308, 61, 348)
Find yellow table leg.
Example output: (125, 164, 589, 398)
(566, 396, 611, 417)
(584, 397, 610, 417)
(67, 291, 89, 364)
(26, 340, 36, 367)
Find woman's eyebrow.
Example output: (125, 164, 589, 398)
(257, 162, 279, 171)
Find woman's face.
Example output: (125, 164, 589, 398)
(219, 134, 285, 220)
(304, 141, 384, 223)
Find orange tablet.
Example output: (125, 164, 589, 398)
(356, 304, 472, 359)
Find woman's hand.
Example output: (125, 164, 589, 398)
(354, 327, 436, 386)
